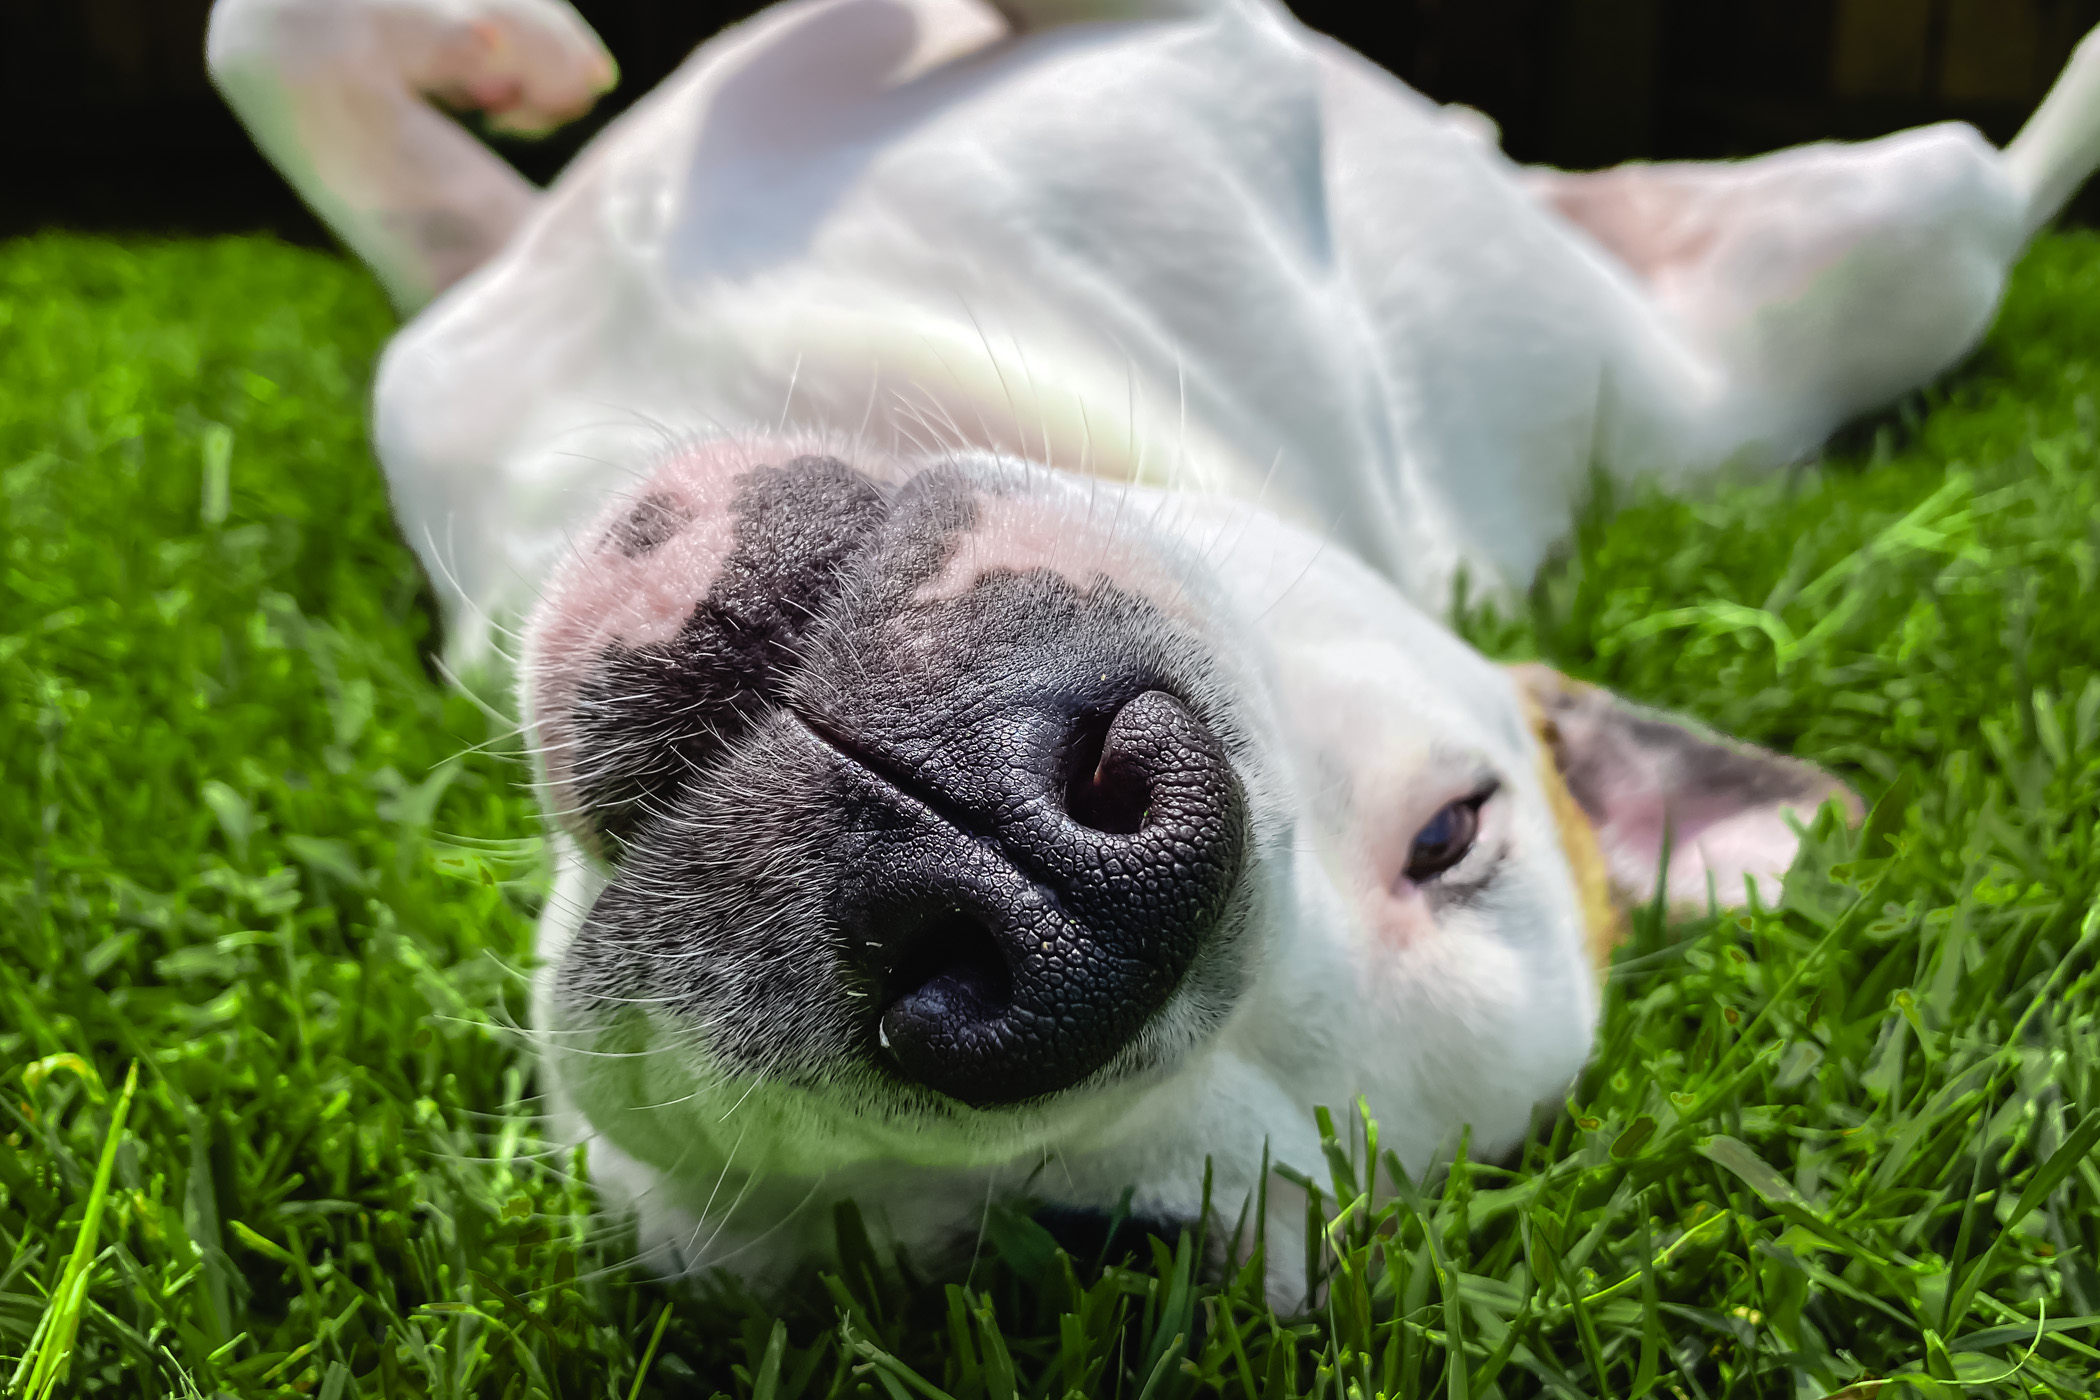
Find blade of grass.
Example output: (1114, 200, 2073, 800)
(18, 1060, 139, 1400)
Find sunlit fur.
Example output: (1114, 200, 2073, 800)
(205, 0, 2100, 1310)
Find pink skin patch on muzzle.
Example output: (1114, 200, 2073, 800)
(523, 441, 844, 829)
(913, 481, 1212, 628)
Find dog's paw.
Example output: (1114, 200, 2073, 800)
(406, 0, 617, 136)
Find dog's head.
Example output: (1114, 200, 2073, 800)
(523, 441, 1846, 1201)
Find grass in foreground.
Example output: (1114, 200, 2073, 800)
(1, 231, 2097, 1398)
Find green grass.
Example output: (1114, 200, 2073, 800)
(2, 229, 2097, 1398)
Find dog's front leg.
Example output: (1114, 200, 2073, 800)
(208, 0, 616, 309)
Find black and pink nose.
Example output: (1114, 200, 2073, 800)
(533, 452, 1251, 1107)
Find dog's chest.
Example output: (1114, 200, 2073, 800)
(370, 6, 1681, 658)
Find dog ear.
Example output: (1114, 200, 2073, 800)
(1507, 664, 1858, 912)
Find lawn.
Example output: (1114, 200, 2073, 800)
(1, 230, 2096, 1398)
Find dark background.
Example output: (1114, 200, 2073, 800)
(6, 0, 2100, 243)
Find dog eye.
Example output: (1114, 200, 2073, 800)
(1403, 787, 1494, 883)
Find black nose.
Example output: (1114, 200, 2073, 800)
(826, 688, 1247, 1107)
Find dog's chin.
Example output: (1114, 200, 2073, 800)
(550, 1031, 1127, 1181)
(549, 887, 1261, 1180)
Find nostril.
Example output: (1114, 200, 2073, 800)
(1062, 698, 1159, 835)
(876, 908, 1014, 1032)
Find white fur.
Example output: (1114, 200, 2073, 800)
(208, 0, 2100, 1304)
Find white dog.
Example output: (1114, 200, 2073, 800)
(210, 0, 2100, 1299)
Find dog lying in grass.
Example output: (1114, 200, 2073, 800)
(209, 0, 2100, 1299)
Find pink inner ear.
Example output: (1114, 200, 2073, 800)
(1664, 808, 1825, 906)
(1540, 679, 1853, 910)
(1585, 764, 1835, 907)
